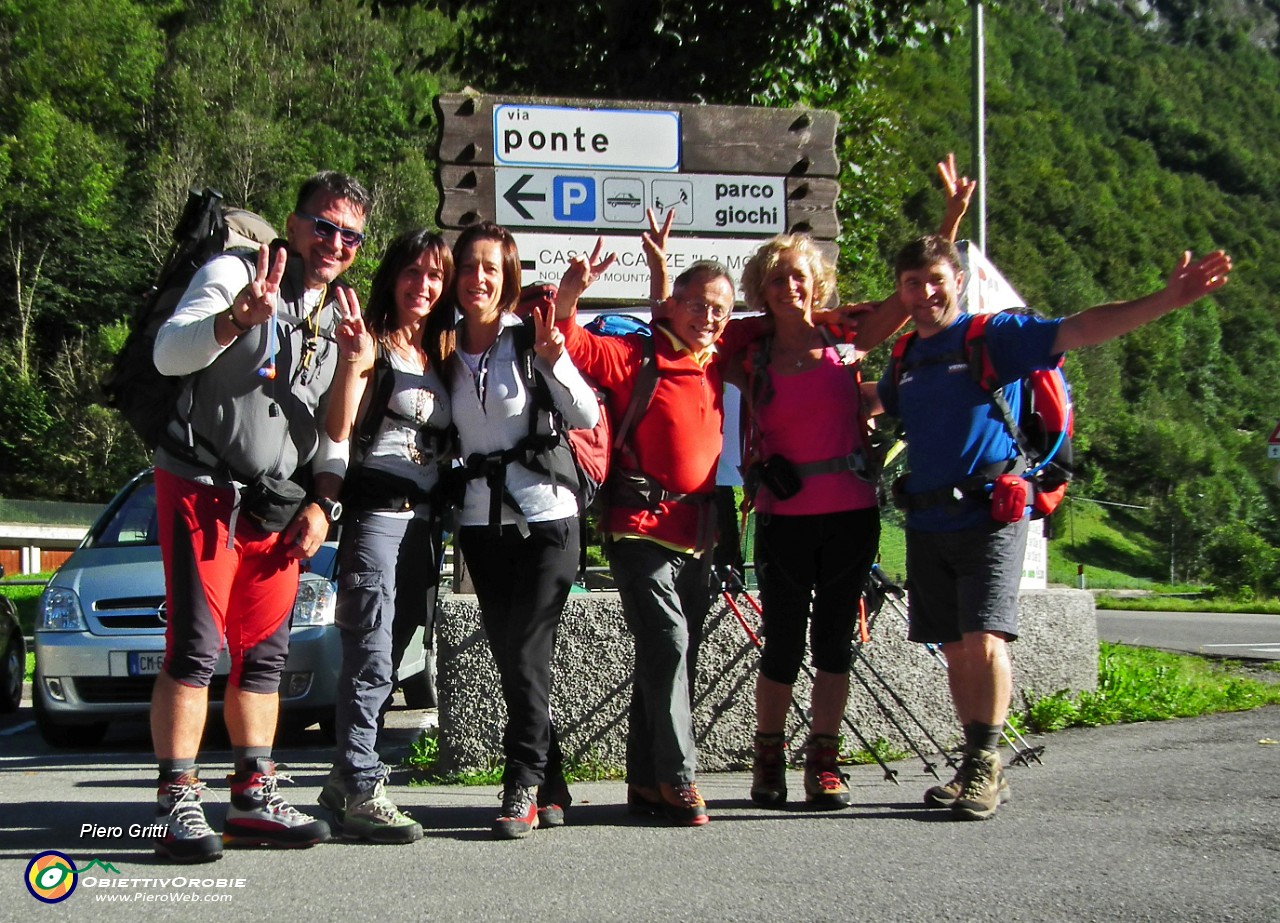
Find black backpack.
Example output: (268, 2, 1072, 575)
(100, 187, 278, 449)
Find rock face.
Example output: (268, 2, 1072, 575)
(1050, 0, 1280, 49)
(434, 588, 1098, 775)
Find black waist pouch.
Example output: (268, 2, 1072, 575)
(242, 475, 307, 533)
(757, 454, 803, 500)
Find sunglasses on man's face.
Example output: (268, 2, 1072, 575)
(296, 211, 365, 248)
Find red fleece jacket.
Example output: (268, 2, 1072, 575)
(559, 315, 766, 551)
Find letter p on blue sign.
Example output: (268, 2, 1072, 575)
(553, 176, 595, 222)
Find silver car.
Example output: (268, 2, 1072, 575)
(34, 469, 432, 747)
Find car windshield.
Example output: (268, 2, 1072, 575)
(86, 475, 158, 548)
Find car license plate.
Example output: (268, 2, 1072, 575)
(128, 652, 165, 676)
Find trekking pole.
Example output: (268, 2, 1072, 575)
(719, 567, 899, 785)
(1001, 721, 1046, 767)
(846, 660, 943, 780)
(853, 585, 960, 773)
(871, 566, 1045, 766)
(719, 589, 821, 746)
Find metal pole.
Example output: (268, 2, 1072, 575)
(971, 0, 987, 255)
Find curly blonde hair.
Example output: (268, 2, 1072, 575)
(739, 234, 837, 313)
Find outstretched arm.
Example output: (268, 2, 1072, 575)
(815, 292, 909, 354)
(1052, 250, 1232, 353)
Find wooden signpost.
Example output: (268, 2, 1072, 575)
(434, 91, 842, 302)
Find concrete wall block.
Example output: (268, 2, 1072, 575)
(434, 588, 1096, 775)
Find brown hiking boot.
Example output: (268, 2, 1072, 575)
(750, 733, 788, 808)
(659, 781, 709, 826)
(925, 756, 1011, 809)
(951, 747, 1010, 821)
(803, 734, 851, 809)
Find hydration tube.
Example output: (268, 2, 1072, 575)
(1022, 366, 1072, 478)
(257, 306, 278, 380)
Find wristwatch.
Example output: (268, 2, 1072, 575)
(315, 497, 343, 524)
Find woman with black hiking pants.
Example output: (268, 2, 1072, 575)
(736, 234, 887, 810)
(425, 221, 598, 839)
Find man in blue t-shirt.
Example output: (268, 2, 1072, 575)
(878, 234, 1231, 821)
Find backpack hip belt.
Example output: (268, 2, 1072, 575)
(607, 468, 712, 513)
(792, 450, 877, 483)
(890, 459, 1024, 512)
(462, 444, 560, 537)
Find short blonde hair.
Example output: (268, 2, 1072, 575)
(740, 234, 837, 313)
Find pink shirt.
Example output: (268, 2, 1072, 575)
(753, 347, 878, 516)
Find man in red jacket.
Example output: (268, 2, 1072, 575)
(555, 255, 764, 825)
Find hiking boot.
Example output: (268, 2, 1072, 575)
(493, 783, 539, 840)
(317, 771, 347, 824)
(924, 757, 1010, 809)
(951, 747, 1009, 821)
(223, 759, 331, 848)
(659, 781, 709, 827)
(343, 779, 423, 844)
(154, 769, 223, 864)
(626, 784, 663, 817)
(536, 775, 573, 829)
(750, 733, 788, 808)
(803, 734, 852, 809)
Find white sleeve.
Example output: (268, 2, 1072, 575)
(312, 433, 350, 481)
(536, 350, 600, 431)
(153, 254, 253, 377)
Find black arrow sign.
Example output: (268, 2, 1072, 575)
(499, 171, 545, 218)
(502, 173, 546, 220)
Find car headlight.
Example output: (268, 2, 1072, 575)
(291, 574, 336, 626)
(40, 586, 88, 631)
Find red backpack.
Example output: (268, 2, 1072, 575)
(512, 284, 658, 510)
(886, 311, 1074, 519)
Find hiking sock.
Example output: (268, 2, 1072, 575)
(963, 723, 1002, 753)
(233, 747, 274, 779)
(158, 758, 197, 782)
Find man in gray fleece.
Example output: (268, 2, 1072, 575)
(148, 171, 370, 862)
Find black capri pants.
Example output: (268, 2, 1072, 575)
(753, 507, 880, 684)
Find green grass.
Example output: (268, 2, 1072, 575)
(842, 736, 909, 766)
(1094, 594, 1280, 614)
(1023, 641, 1280, 732)
(1, 576, 50, 636)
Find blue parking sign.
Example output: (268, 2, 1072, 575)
(553, 176, 595, 222)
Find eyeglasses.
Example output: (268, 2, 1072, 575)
(296, 211, 365, 248)
(678, 298, 732, 321)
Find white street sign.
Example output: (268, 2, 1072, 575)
(512, 232, 767, 302)
(1268, 420, 1280, 458)
(495, 168, 785, 234)
(493, 105, 680, 171)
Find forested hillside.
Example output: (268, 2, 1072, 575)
(0, 0, 1275, 590)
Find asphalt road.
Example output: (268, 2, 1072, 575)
(6, 607, 1278, 921)
(1096, 608, 1280, 661)
(2, 703, 1279, 923)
